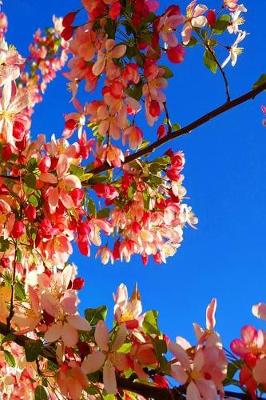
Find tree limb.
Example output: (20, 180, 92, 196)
(86, 82, 266, 178)
(0, 322, 261, 400)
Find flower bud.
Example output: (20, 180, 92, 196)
(11, 220, 25, 239)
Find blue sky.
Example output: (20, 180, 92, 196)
(4, 0, 266, 349)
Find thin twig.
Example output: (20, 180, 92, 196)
(6, 244, 18, 330)
(205, 41, 231, 102)
(85, 82, 266, 179)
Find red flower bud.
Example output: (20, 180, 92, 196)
(72, 277, 85, 290)
(1, 257, 10, 269)
(207, 10, 217, 28)
(149, 100, 161, 117)
(1, 144, 12, 161)
(13, 120, 25, 140)
(71, 188, 84, 206)
(65, 118, 77, 130)
(38, 156, 51, 173)
(16, 136, 26, 151)
(109, 1, 121, 20)
(167, 44, 185, 64)
(62, 11, 78, 28)
(61, 26, 74, 41)
(25, 204, 37, 222)
(0, 184, 9, 195)
(157, 124, 166, 139)
(11, 220, 25, 239)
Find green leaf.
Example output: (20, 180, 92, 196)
(171, 123, 181, 131)
(28, 194, 39, 207)
(213, 14, 231, 34)
(25, 339, 43, 362)
(87, 198, 97, 217)
(143, 310, 160, 335)
(16, 248, 22, 262)
(186, 36, 197, 47)
(117, 342, 132, 353)
(204, 49, 217, 74)
(0, 237, 9, 252)
(143, 191, 150, 210)
(70, 164, 84, 178)
(126, 82, 143, 101)
(105, 18, 116, 39)
(161, 66, 174, 79)
(97, 208, 110, 219)
(128, 181, 137, 200)
(253, 74, 266, 90)
(35, 385, 48, 400)
(24, 173, 37, 189)
(27, 158, 38, 172)
(15, 281, 27, 301)
(80, 173, 93, 182)
(85, 306, 108, 325)
(4, 350, 16, 367)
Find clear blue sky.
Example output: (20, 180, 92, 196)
(4, 0, 266, 348)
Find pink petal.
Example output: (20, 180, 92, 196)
(206, 298, 217, 330)
(56, 154, 70, 178)
(44, 322, 62, 343)
(181, 23, 192, 45)
(110, 44, 127, 59)
(95, 320, 109, 352)
(171, 364, 187, 384)
(253, 358, 266, 384)
(168, 341, 190, 369)
(241, 325, 257, 344)
(39, 172, 57, 184)
(92, 56, 106, 76)
(196, 379, 217, 400)
(112, 324, 127, 351)
(61, 323, 79, 347)
(192, 15, 207, 28)
(252, 303, 266, 320)
(193, 4, 208, 18)
(68, 315, 91, 331)
(187, 381, 201, 400)
(103, 360, 117, 394)
(82, 351, 106, 374)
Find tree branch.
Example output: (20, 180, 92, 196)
(86, 82, 266, 178)
(0, 322, 261, 400)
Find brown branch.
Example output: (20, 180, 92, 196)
(86, 82, 266, 179)
(0, 321, 261, 400)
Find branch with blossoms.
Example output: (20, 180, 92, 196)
(0, 0, 265, 398)
(0, 283, 264, 400)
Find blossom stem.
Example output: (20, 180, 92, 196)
(6, 243, 18, 330)
(204, 41, 231, 102)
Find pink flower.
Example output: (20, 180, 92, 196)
(182, 1, 208, 45)
(40, 154, 82, 213)
(230, 325, 264, 359)
(97, 144, 124, 167)
(57, 362, 89, 400)
(0, 82, 29, 146)
(113, 283, 143, 329)
(82, 321, 128, 394)
(157, 6, 184, 48)
(123, 126, 143, 149)
(93, 39, 126, 77)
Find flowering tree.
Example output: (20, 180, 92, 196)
(0, 0, 265, 399)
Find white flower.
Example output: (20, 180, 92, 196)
(228, 4, 247, 34)
(222, 30, 247, 68)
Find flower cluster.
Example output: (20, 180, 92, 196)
(0, 0, 258, 399)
